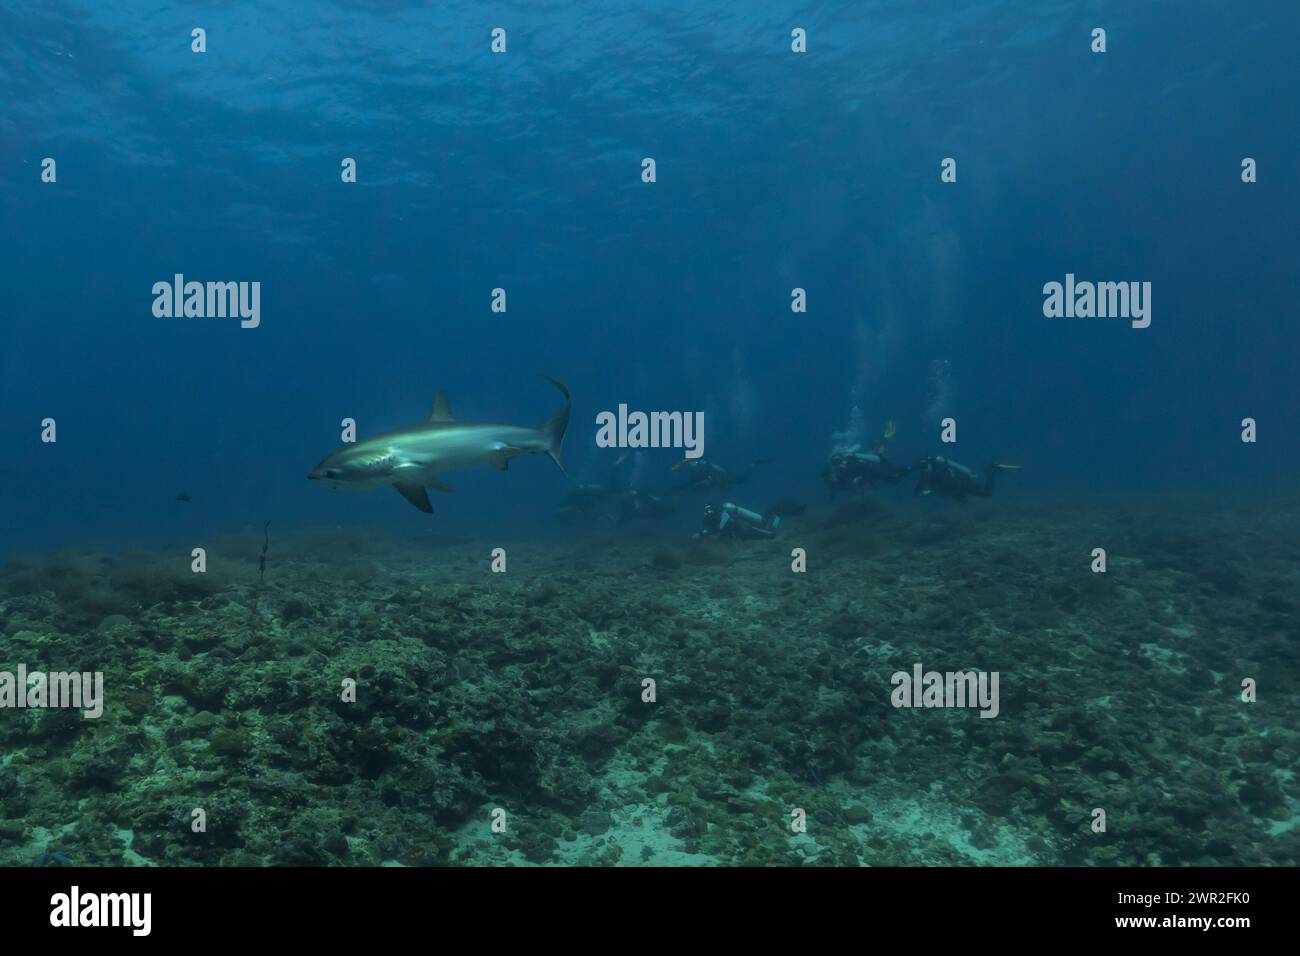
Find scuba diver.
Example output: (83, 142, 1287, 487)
(823, 421, 910, 498)
(556, 453, 636, 525)
(556, 483, 620, 523)
(616, 489, 675, 523)
(824, 452, 910, 497)
(672, 456, 773, 493)
(694, 501, 782, 540)
(912, 456, 1021, 502)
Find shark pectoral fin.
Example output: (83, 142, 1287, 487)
(426, 476, 455, 493)
(429, 391, 453, 422)
(393, 482, 433, 513)
(487, 447, 519, 470)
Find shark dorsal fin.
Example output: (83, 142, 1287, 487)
(429, 391, 453, 422)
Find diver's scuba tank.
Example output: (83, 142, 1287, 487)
(719, 502, 760, 528)
(703, 501, 781, 537)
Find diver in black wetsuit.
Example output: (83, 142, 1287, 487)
(616, 489, 675, 522)
(557, 453, 638, 525)
(556, 483, 618, 523)
(694, 501, 781, 540)
(823, 420, 909, 498)
(912, 456, 1021, 502)
(824, 451, 910, 498)
(673, 457, 772, 492)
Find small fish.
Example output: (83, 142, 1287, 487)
(175, 494, 192, 502)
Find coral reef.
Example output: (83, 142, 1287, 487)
(0, 494, 1296, 866)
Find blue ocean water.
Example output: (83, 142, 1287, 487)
(3, 0, 1296, 554)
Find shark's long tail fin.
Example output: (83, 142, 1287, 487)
(538, 375, 571, 474)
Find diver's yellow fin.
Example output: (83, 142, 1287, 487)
(883, 420, 896, 440)
(995, 463, 1022, 471)
(670, 458, 688, 472)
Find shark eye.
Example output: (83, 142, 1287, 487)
(326, 469, 338, 479)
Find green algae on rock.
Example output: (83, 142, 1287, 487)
(0, 497, 1297, 867)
